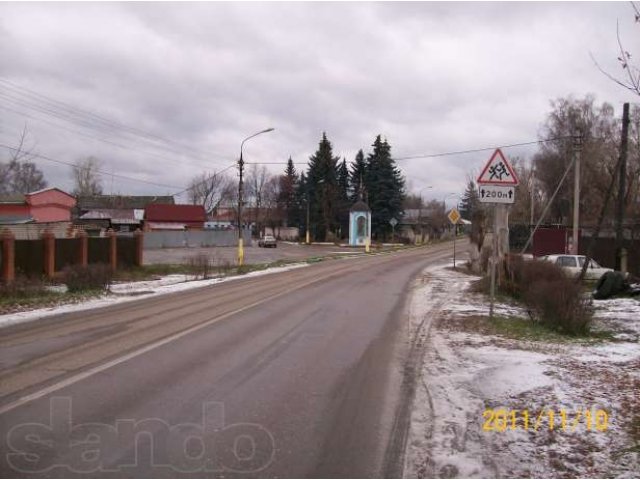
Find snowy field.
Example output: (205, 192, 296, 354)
(404, 263, 640, 479)
(0, 263, 309, 329)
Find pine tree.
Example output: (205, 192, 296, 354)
(364, 136, 405, 240)
(306, 133, 341, 241)
(295, 172, 308, 238)
(349, 149, 367, 202)
(459, 180, 481, 220)
(278, 157, 298, 227)
(336, 158, 350, 238)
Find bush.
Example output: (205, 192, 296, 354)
(505, 257, 593, 335)
(187, 253, 214, 280)
(0, 276, 48, 298)
(62, 264, 112, 293)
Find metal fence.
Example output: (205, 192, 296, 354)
(143, 229, 252, 249)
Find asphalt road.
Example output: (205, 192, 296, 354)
(0, 243, 454, 478)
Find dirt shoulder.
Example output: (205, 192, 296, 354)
(404, 264, 640, 479)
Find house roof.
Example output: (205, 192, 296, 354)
(350, 200, 370, 212)
(0, 194, 26, 204)
(79, 209, 143, 224)
(145, 204, 206, 223)
(26, 187, 75, 199)
(0, 214, 34, 225)
(77, 195, 175, 210)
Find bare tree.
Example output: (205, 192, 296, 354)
(187, 171, 234, 215)
(591, 3, 640, 96)
(246, 164, 270, 233)
(263, 175, 282, 237)
(72, 157, 104, 196)
(1, 125, 47, 194)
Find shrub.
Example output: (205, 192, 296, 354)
(62, 264, 112, 293)
(505, 257, 593, 335)
(0, 276, 48, 298)
(187, 253, 213, 279)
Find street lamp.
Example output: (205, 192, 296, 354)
(237, 127, 274, 266)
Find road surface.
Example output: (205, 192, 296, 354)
(0, 243, 454, 478)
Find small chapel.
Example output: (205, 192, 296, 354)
(348, 198, 371, 247)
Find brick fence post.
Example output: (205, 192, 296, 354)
(134, 229, 144, 267)
(1, 228, 15, 283)
(42, 229, 56, 279)
(77, 229, 88, 267)
(107, 229, 117, 271)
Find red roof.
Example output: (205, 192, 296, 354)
(144, 204, 206, 222)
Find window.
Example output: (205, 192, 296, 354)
(558, 256, 577, 267)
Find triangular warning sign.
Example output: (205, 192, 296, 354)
(477, 148, 519, 185)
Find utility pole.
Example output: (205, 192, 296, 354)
(615, 102, 630, 271)
(237, 128, 274, 266)
(237, 151, 245, 266)
(571, 130, 583, 254)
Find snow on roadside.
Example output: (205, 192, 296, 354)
(405, 263, 640, 479)
(0, 263, 309, 329)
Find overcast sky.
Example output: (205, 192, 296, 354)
(0, 1, 637, 206)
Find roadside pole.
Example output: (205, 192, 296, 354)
(615, 103, 630, 271)
(453, 224, 456, 268)
(477, 148, 519, 320)
(571, 130, 582, 254)
(490, 207, 497, 318)
(447, 208, 461, 268)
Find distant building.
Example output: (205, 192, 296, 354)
(144, 204, 206, 230)
(74, 195, 175, 232)
(0, 188, 76, 224)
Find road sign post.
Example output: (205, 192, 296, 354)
(447, 208, 460, 268)
(477, 148, 519, 318)
(389, 217, 398, 244)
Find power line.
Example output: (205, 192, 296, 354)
(0, 143, 184, 190)
(0, 78, 219, 161)
(0, 103, 225, 172)
(0, 142, 245, 200)
(394, 137, 572, 161)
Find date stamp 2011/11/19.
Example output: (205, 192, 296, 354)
(482, 408, 609, 432)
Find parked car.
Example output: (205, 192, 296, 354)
(540, 254, 613, 281)
(258, 235, 277, 248)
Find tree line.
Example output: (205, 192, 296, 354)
(187, 133, 406, 242)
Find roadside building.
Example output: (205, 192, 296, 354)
(144, 204, 206, 230)
(74, 195, 174, 233)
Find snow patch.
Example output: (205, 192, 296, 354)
(404, 263, 640, 479)
(0, 263, 309, 329)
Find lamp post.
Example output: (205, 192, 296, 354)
(237, 127, 274, 266)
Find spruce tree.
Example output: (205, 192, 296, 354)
(337, 158, 350, 238)
(349, 149, 367, 202)
(364, 135, 405, 240)
(459, 180, 480, 220)
(306, 133, 341, 241)
(278, 157, 298, 227)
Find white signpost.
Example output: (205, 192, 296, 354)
(477, 148, 519, 318)
(389, 217, 398, 243)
